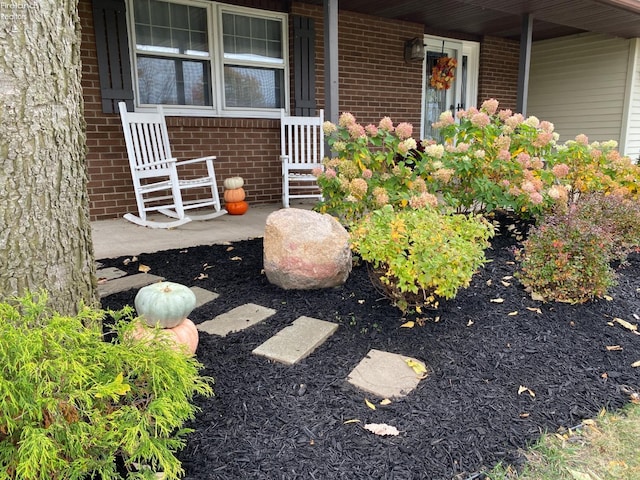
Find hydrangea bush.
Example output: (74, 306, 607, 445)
(315, 100, 640, 306)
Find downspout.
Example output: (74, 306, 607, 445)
(516, 13, 533, 116)
(324, 0, 339, 124)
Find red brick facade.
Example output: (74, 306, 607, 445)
(80, 1, 519, 221)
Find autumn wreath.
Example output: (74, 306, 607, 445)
(430, 56, 457, 90)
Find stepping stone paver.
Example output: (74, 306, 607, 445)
(347, 349, 428, 399)
(252, 316, 338, 365)
(96, 267, 127, 281)
(98, 273, 164, 298)
(189, 286, 219, 307)
(197, 303, 276, 337)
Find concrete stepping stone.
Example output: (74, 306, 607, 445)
(96, 267, 127, 281)
(252, 316, 338, 365)
(197, 303, 276, 337)
(98, 273, 164, 298)
(347, 349, 428, 399)
(189, 286, 219, 308)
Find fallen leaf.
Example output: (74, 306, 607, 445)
(230, 256, 242, 261)
(630, 393, 640, 404)
(604, 295, 614, 301)
(364, 423, 400, 437)
(519, 412, 530, 418)
(179, 249, 189, 253)
(501, 281, 512, 287)
(526, 307, 542, 314)
(194, 273, 208, 280)
(601, 372, 608, 379)
(502, 275, 513, 280)
(343, 419, 361, 424)
(530, 291, 545, 302)
(358, 299, 365, 304)
(490, 298, 504, 303)
(613, 318, 638, 332)
(507, 311, 518, 316)
(380, 399, 392, 406)
(567, 468, 595, 480)
(434, 316, 441, 322)
(606, 345, 623, 351)
(400, 321, 415, 328)
(138, 264, 150, 273)
(506, 261, 515, 265)
(226, 246, 234, 251)
(123, 257, 132, 265)
(631, 360, 640, 368)
(466, 319, 474, 327)
(365, 398, 376, 410)
(486, 279, 492, 286)
(518, 385, 535, 397)
(634, 313, 640, 321)
(97, 278, 108, 285)
(405, 359, 427, 376)
(415, 305, 422, 313)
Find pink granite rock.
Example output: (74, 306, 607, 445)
(264, 208, 352, 289)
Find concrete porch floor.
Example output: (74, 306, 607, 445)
(91, 201, 314, 260)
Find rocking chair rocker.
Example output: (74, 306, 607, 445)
(118, 102, 227, 229)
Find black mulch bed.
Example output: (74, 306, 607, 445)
(99, 218, 640, 480)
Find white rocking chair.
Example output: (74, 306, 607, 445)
(280, 109, 325, 208)
(118, 102, 227, 229)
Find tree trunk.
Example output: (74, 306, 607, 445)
(0, 1, 98, 314)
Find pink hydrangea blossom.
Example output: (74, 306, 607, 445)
(395, 122, 413, 140)
(516, 152, 531, 168)
(575, 133, 589, 145)
(552, 163, 570, 178)
(539, 120, 554, 133)
(528, 191, 544, 205)
(497, 149, 511, 161)
(339, 112, 356, 128)
(481, 98, 499, 115)
(498, 109, 513, 121)
(348, 123, 366, 139)
(397, 138, 417, 155)
(505, 113, 524, 129)
(365, 124, 378, 136)
(456, 142, 470, 153)
(471, 112, 491, 128)
(530, 157, 544, 170)
(362, 168, 373, 179)
(378, 116, 394, 131)
(533, 132, 553, 148)
(349, 178, 368, 198)
(409, 192, 438, 209)
(373, 187, 389, 206)
(324, 167, 337, 179)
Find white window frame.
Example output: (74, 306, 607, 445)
(127, 0, 289, 118)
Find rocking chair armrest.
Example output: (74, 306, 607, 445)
(133, 158, 178, 170)
(175, 156, 216, 167)
(280, 154, 290, 163)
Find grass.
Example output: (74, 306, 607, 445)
(486, 401, 640, 480)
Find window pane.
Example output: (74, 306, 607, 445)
(137, 57, 212, 106)
(224, 66, 283, 108)
(135, 0, 208, 57)
(222, 12, 282, 61)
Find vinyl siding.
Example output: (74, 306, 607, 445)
(527, 33, 630, 146)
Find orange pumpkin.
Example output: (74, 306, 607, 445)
(226, 201, 249, 215)
(130, 318, 199, 354)
(223, 187, 246, 203)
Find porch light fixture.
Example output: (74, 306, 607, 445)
(404, 37, 425, 62)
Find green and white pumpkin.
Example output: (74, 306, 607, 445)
(134, 281, 196, 328)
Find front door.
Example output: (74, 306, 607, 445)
(421, 36, 479, 141)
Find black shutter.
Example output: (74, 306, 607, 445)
(92, 0, 134, 113)
(292, 16, 316, 116)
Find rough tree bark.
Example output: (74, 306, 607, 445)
(0, 1, 98, 314)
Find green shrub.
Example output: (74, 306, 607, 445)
(350, 205, 495, 312)
(0, 292, 213, 480)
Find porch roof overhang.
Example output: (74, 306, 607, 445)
(302, 0, 640, 41)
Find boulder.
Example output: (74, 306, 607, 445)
(264, 208, 352, 289)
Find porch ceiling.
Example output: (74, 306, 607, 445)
(303, 0, 640, 41)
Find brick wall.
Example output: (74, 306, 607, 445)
(478, 36, 520, 112)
